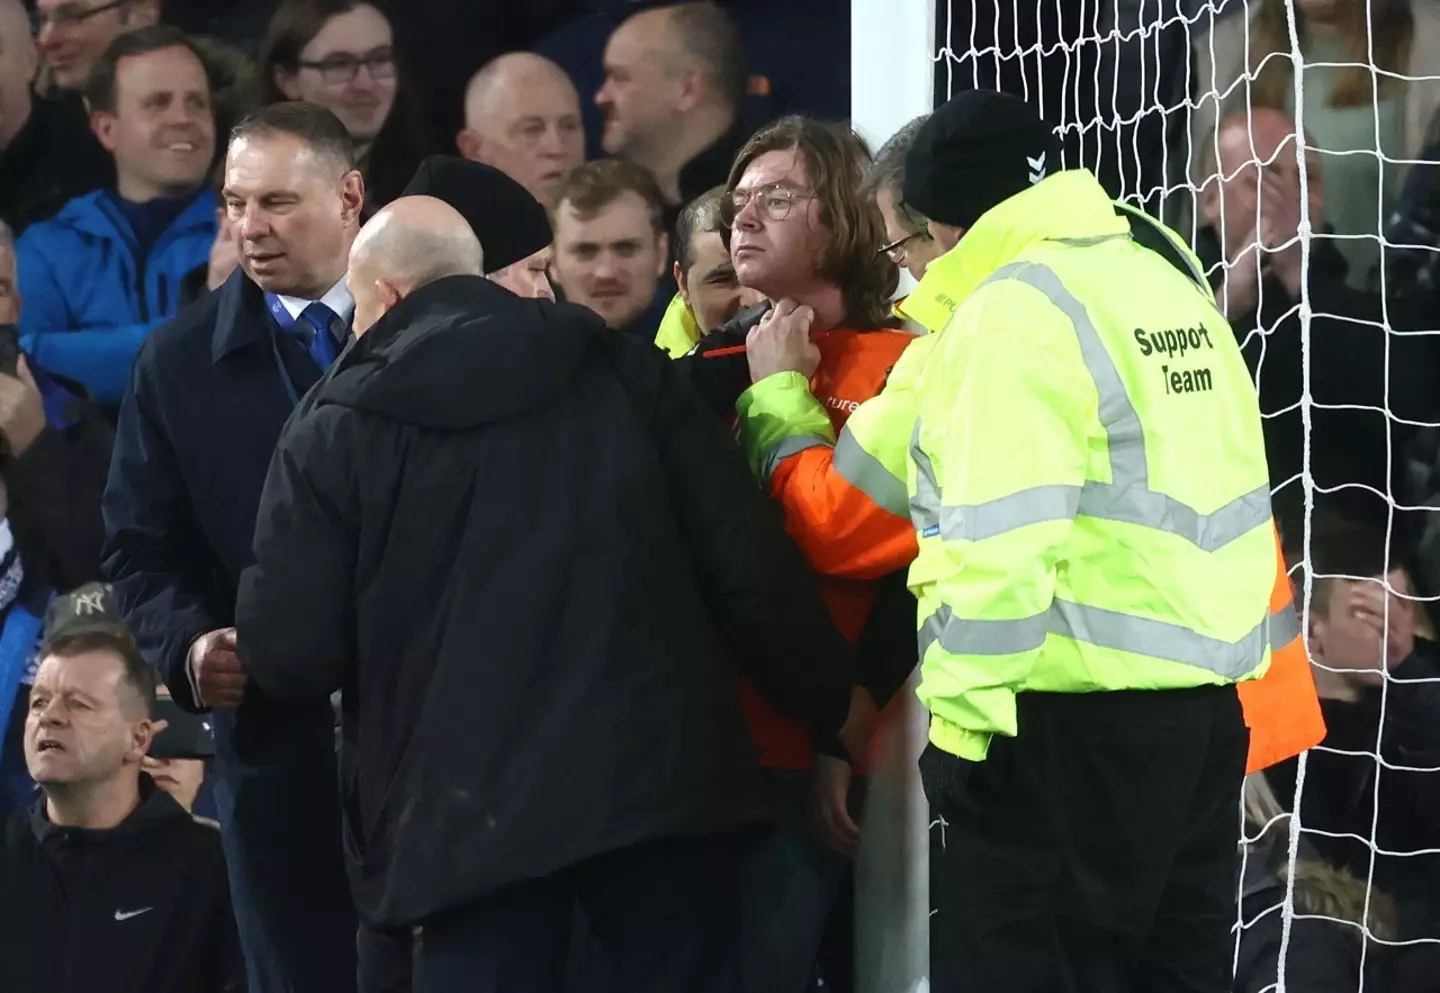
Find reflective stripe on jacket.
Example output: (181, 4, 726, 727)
(737, 329, 921, 579)
(732, 326, 916, 770)
(908, 169, 1276, 762)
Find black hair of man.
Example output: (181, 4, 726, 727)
(674, 185, 725, 274)
(666, 2, 746, 107)
(85, 24, 214, 115)
(230, 100, 357, 173)
(42, 629, 158, 720)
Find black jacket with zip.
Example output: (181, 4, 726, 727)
(0, 775, 243, 993)
(235, 275, 857, 928)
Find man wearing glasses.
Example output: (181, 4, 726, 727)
(34, 0, 157, 93)
(683, 115, 920, 993)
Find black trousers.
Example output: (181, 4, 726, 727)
(419, 833, 743, 993)
(921, 684, 1249, 993)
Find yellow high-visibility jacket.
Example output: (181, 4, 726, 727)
(908, 169, 1275, 762)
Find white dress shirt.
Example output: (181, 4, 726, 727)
(275, 277, 356, 341)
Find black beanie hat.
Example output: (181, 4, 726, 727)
(902, 90, 1063, 229)
(401, 156, 553, 275)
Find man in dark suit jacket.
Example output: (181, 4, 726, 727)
(101, 102, 365, 993)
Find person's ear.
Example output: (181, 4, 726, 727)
(655, 232, 670, 278)
(1198, 175, 1220, 227)
(340, 171, 366, 227)
(926, 220, 964, 253)
(129, 717, 165, 764)
(273, 64, 303, 102)
(130, 0, 161, 28)
(89, 107, 119, 154)
(673, 260, 688, 301)
(456, 128, 483, 162)
(675, 66, 704, 113)
(378, 279, 403, 310)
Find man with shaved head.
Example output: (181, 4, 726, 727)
(238, 172, 874, 988)
(457, 52, 584, 207)
(597, 1, 747, 208)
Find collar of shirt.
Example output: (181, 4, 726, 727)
(275, 277, 356, 341)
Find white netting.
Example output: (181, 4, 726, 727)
(934, 1, 1440, 990)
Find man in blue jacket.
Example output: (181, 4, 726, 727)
(17, 25, 216, 412)
(103, 102, 365, 993)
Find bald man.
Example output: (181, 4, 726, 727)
(347, 195, 484, 334)
(457, 53, 584, 207)
(596, 2, 745, 205)
(239, 190, 870, 991)
(1199, 107, 1323, 320)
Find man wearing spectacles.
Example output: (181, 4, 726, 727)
(271, 3, 397, 168)
(681, 115, 922, 993)
(34, 0, 157, 93)
(862, 115, 945, 284)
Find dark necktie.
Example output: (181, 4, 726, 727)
(299, 301, 343, 371)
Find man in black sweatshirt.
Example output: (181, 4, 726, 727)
(0, 584, 242, 993)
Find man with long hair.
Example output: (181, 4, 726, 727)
(682, 115, 919, 993)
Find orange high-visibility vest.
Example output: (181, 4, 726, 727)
(1240, 528, 1326, 773)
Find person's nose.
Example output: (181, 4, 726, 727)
(538, 123, 565, 158)
(595, 82, 613, 109)
(35, 18, 61, 50)
(593, 253, 620, 281)
(237, 206, 270, 243)
(734, 196, 763, 232)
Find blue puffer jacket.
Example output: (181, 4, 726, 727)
(17, 188, 217, 407)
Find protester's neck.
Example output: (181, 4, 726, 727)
(0, 95, 33, 154)
(45, 775, 142, 830)
(773, 282, 846, 332)
(646, 103, 735, 204)
(115, 173, 199, 205)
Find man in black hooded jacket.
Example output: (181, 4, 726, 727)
(235, 196, 867, 992)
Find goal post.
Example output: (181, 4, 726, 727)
(849, 3, 935, 992)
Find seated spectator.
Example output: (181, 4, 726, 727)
(0, 222, 115, 813)
(16, 26, 218, 411)
(457, 52, 585, 208)
(1235, 771, 1396, 992)
(1270, 515, 1440, 943)
(0, 583, 243, 993)
(654, 184, 761, 356)
(596, 2, 748, 222)
(1188, 0, 1440, 291)
(35, 0, 159, 94)
(551, 158, 669, 335)
(1197, 107, 1430, 545)
(0, 0, 113, 235)
(402, 155, 558, 301)
(259, 0, 434, 210)
(860, 114, 944, 283)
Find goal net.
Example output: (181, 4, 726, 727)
(922, 0, 1440, 990)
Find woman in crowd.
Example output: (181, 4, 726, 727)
(258, 0, 433, 211)
(1188, 0, 1440, 289)
(1234, 772, 1394, 992)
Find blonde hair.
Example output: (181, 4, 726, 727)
(1249, 0, 1412, 111)
(1243, 773, 1397, 941)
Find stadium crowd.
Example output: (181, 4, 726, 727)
(0, 0, 1438, 991)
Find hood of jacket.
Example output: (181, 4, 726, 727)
(318, 275, 605, 430)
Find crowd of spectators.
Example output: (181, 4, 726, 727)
(0, 0, 1439, 990)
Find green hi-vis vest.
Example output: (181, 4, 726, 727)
(907, 170, 1275, 762)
